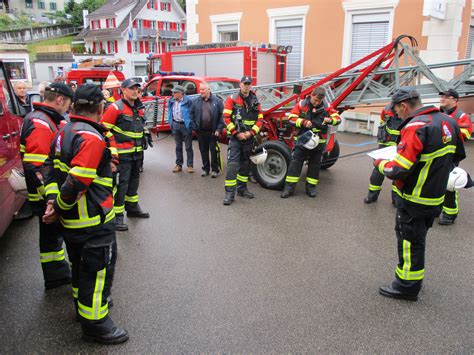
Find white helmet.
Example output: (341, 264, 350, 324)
(8, 168, 28, 197)
(250, 147, 268, 165)
(446, 167, 468, 191)
(303, 133, 320, 150)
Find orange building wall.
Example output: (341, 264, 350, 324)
(195, 0, 470, 77)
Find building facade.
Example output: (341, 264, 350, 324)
(0, 43, 32, 84)
(187, 0, 472, 82)
(0, 0, 78, 23)
(75, 0, 186, 78)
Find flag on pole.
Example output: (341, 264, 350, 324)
(128, 13, 133, 41)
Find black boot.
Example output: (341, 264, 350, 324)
(115, 214, 128, 232)
(364, 190, 380, 204)
(438, 212, 456, 225)
(223, 191, 235, 205)
(126, 204, 150, 218)
(237, 188, 254, 199)
(82, 326, 129, 345)
(281, 184, 295, 198)
(306, 185, 317, 198)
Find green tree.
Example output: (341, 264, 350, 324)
(0, 15, 13, 31)
(176, 0, 186, 12)
(70, 0, 107, 27)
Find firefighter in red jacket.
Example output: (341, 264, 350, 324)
(281, 87, 341, 198)
(20, 82, 73, 289)
(364, 104, 403, 204)
(42, 84, 128, 344)
(101, 78, 151, 231)
(437, 88, 473, 225)
(374, 88, 465, 301)
(223, 76, 263, 205)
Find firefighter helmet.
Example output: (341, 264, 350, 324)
(8, 168, 27, 197)
(447, 167, 468, 191)
(250, 147, 268, 165)
(297, 131, 319, 150)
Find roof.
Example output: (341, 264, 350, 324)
(76, 0, 186, 40)
(87, 0, 136, 18)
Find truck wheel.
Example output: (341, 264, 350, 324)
(321, 140, 340, 170)
(253, 140, 291, 190)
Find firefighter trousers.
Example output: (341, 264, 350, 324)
(38, 211, 71, 286)
(225, 138, 253, 192)
(442, 190, 458, 218)
(284, 144, 325, 188)
(115, 159, 142, 215)
(393, 207, 434, 294)
(65, 226, 117, 334)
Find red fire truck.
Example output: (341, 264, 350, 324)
(147, 42, 289, 85)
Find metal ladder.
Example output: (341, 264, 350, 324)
(212, 35, 474, 114)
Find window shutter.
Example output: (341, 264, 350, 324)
(113, 18, 116, 27)
(93, 42, 96, 53)
(106, 19, 109, 28)
(466, 24, 474, 58)
(115, 41, 118, 53)
(350, 13, 389, 66)
(99, 42, 103, 52)
(147, 0, 150, 9)
(145, 41, 149, 53)
(133, 19, 137, 28)
(91, 20, 95, 29)
(158, 21, 163, 30)
(139, 41, 144, 53)
(98, 20, 101, 29)
(107, 41, 111, 53)
(127, 40, 132, 53)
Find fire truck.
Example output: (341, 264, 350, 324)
(66, 58, 125, 90)
(143, 35, 474, 190)
(147, 42, 289, 85)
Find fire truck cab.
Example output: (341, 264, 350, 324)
(148, 42, 289, 85)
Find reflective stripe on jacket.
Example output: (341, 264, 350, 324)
(223, 91, 263, 136)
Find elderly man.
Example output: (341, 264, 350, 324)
(374, 88, 465, 301)
(168, 85, 194, 173)
(190, 82, 224, 177)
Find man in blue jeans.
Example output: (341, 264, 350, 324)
(168, 85, 194, 173)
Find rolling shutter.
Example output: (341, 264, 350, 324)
(466, 24, 474, 58)
(350, 13, 389, 66)
(275, 19, 303, 81)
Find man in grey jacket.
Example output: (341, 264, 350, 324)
(190, 82, 224, 177)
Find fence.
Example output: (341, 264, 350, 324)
(0, 26, 81, 43)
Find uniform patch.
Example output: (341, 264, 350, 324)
(441, 121, 453, 144)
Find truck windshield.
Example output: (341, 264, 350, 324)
(152, 58, 162, 75)
(207, 81, 239, 92)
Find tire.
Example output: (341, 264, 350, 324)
(252, 140, 292, 190)
(321, 140, 340, 170)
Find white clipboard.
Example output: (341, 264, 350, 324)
(367, 146, 397, 160)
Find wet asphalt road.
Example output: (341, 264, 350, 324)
(0, 132, 473, 353)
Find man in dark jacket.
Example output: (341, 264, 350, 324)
(190, 82, 224, 177)
(374, 88, 465, 301)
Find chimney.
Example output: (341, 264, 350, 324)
(83, 9, 89, 28)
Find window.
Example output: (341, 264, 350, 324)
(4, 61, 27, 80)
(108, 41, 116, 54)
(350, 13, 389, 65)
(149, 0, 157, 10)
(341, 1, 397, 67)
(136, 19, 143, 29)
(49, 2, 56, 10)
(107, 18, 114, 28)
(25, 0, 33, 8)
(149, 41, 156, 52)
(133, 41, 140, 53)
(160, 2, 170, 11)
(0, 66, 17, 114)
(37, 1, 45, 9)
(151, 21, 156, 30)
(210, 13, 242, 43)
(217, 24, 238, 42)
(466, 21, 474, 58)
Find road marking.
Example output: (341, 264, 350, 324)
(339, 140, 377, 147)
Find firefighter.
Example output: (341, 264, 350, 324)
(20, 82, 73, 289)
(223, 76, 263, 205)
(437, 88, 473, 225)
(101, 78, 151, 232)
(42, 84, 128, 344)
(374, 88, 465, 301)
(281, 87, 341, 198)
(364, 104, 403, 203)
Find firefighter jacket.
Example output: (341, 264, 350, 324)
(223, 91, 263, 136)
(440, 105, 472, 141)
(376, 105, 466, 217)
(288, 98, 341, 144)
(20, 103, 66, 210)
(101, 98, 145, 161)
(378, 104, 403, 146)
(43, 115, 115, 233)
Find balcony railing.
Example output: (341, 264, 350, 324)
(135, 28, 157, 38)
(158, 30, 187, 40)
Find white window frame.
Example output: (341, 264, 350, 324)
(210, 12, 242, 42)
(341, 0, 399, 67)
(267, 6, 309, 79)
